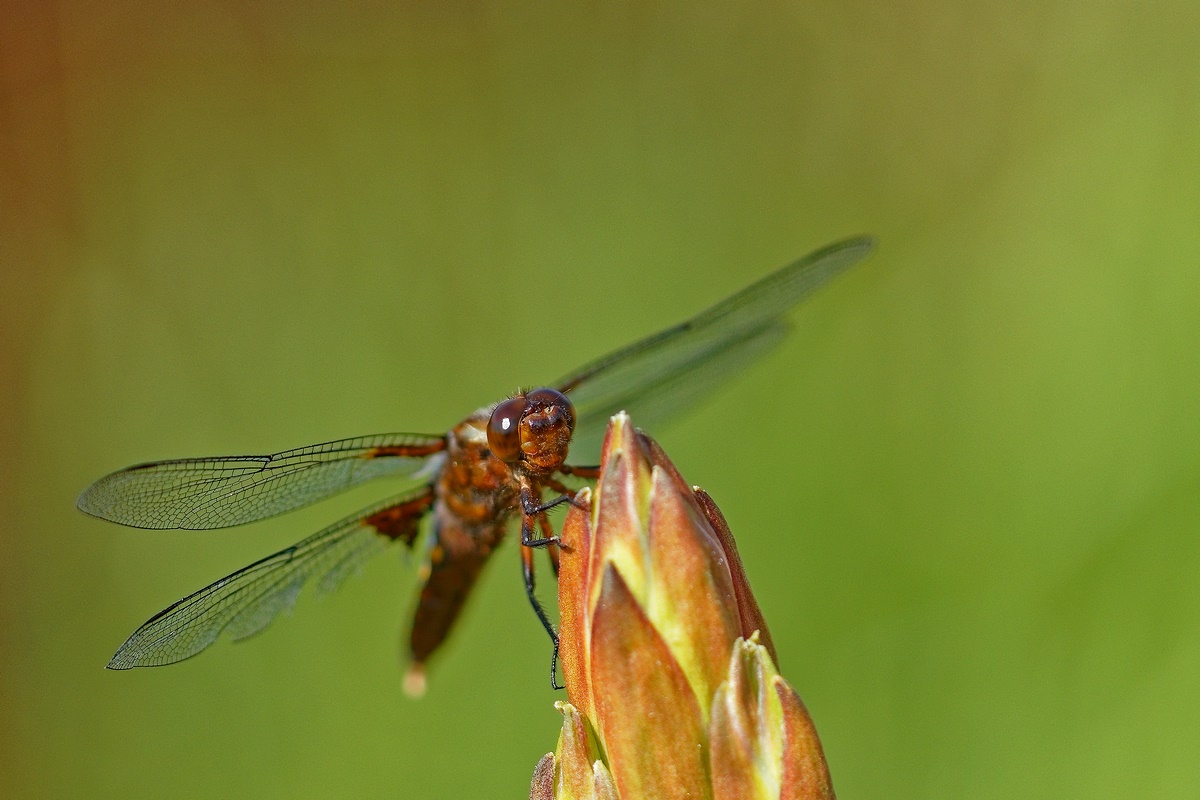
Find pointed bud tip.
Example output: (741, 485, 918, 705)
(599, 411, 636, 466)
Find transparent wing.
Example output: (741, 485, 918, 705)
(107, 486, 435, 669)
(78, 432, 446, 530)
(567, 321, 790, 464)
(558, 236, 874, 462)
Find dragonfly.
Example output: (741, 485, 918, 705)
(78, 235, 874, 694)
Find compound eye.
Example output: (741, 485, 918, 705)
(524, 387, 575, 433)
(487, 396, 527, 463)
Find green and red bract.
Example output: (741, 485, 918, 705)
(534, 415, 835, 800)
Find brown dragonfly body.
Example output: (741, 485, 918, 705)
(391, 399, 593, 693)
(78, 236, 873, 691)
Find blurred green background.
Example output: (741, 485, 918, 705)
(3, 2, 1200, 797)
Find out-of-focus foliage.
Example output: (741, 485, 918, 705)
(3, 2, 1199, 798)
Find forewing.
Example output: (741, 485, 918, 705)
(78, 432, 446, 530)
(107, 486, 435, 669)
(568, 321, 790, 463)
(558, 236, 873, 462)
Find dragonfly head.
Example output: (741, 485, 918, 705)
(487, 387, 576, 473)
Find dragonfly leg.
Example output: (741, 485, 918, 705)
(520, 485, 562, 546)
(539, 513, 562, 579)
(520, 504, 559, 548)
(558, 464, 600, 480)
(521, 541, 563, 690)
(541, 477, 581, 501)
(532, 493, 574, 517)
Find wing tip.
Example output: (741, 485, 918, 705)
(106, 642, 195, 670)
(76, 480, 106, 517)
(106, 650, 135, 670)
(76, 477, 140, 526)
(75, 493, 174, 529)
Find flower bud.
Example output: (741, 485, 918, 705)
(533, 414, 834, 800)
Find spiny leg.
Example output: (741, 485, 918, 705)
(520, 484, 565, 547)
(541, 475, 595, 507)
(521, 529, 562, 691)
(518, 480, 572, 688)
(538, 513, 562, 579)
